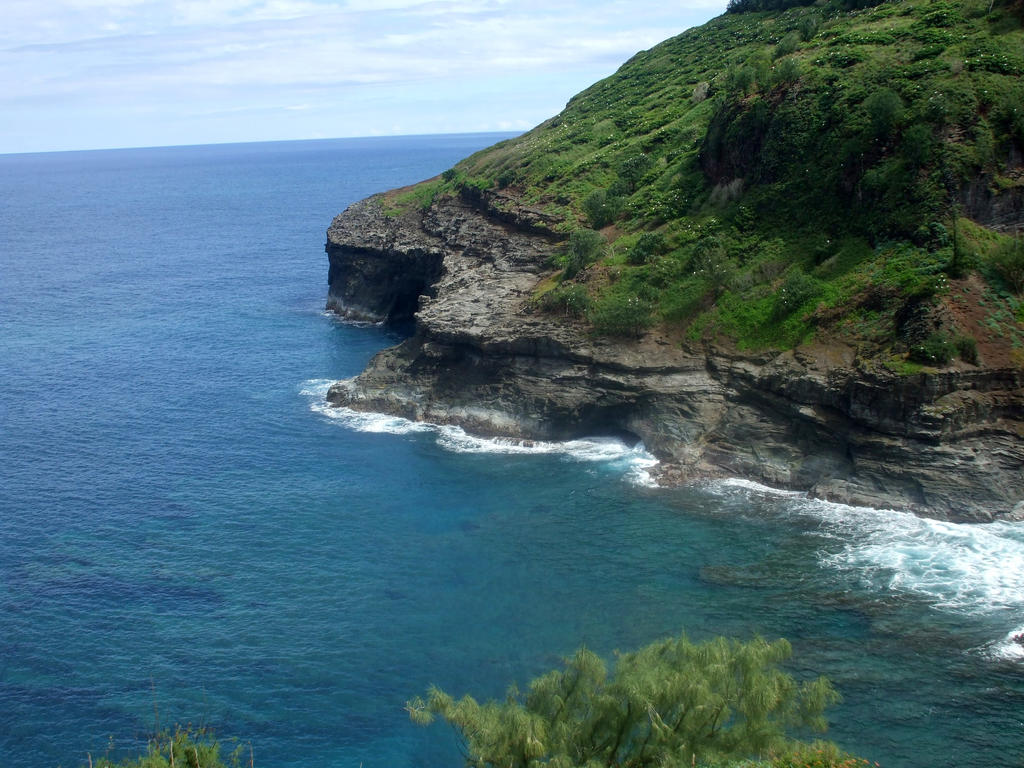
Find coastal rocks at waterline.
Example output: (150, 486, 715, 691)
(325, 190, 1024, 523)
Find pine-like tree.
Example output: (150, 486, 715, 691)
(407, 633, 840, 768)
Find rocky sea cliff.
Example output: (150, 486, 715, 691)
(325, 187, 1024, 523)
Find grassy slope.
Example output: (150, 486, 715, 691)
(399, 0, 1024, 368)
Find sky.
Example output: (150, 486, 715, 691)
(1, 0, 728, 154)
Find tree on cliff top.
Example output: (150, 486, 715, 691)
(406, 633, 841, 768)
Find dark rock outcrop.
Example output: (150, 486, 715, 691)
(325, 198, 446, 322)
(325, 194, 1024, 523)
(960, 174, 1024, 233)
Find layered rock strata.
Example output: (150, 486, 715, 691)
(325, 190, 1024, 523)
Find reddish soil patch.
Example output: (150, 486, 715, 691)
(943, 273, 1019, 368)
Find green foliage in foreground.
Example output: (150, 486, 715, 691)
(407, 633, 842, 768)
(91, 727, 245, 768)
(90, 717, 873, 768)
(740, 743, 877, 768)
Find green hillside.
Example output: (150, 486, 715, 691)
(391, 0, 1023, 367)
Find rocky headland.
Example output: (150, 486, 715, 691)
(325, 188, 1024, 523)
(322, 0, 1024, 523)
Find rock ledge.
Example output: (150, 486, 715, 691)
(325, 193, 1024, 523)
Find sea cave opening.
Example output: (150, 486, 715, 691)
(565, 409, 645, 449)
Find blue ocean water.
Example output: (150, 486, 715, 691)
(0, 135, 1022, 768)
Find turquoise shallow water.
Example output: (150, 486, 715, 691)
(0, 136, 1022, 768)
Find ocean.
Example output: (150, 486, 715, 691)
(0, 134, 1021, 768)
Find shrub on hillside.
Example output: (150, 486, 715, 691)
(798, 15, 821, 41)
(496, 168, 518, 189)
(582, 188, 623, 228)
(627, 232, 668, 265)
(955, 334, 979, 364)
(774, 56, 803, 86)
(617, 153, 656, 193)
(774, 271, 821, 319)
(900, 123, 935, 168)
(589, 293, 656, 337)
(692, 237, 736, 295)
(990, 234, 1024, 293)
(662, 279, 713, 323)
(864, 89, 905, 141)
(563, 228, 606, 279)
(537, 284, 592, 317)
(909, 332, 955, 365)
(774, 31, 801, 59)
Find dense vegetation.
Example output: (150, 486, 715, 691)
(406, 632, 867, 768)
(395, 0, 1023, 367)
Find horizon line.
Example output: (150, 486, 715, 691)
(0, 129, 525, 159)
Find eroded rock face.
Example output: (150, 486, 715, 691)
(325, 191, 1024, 523)
(960, 175, 1024, 233)
(325, 198, 446, 322)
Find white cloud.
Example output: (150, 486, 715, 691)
(0, 0, 728, 152)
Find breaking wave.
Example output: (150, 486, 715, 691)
(710, 478, 1024, 660)
(300, 379, 658, 483)
(305, 380, 1024, 660)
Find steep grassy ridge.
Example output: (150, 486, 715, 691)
(400, 0, 1024, 367)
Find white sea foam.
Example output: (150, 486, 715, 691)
(299, 379, 335, 398)
(625, 451, 661, 488)
(710, 478, 1024, 660)
(301, 380, 431, 435)
(715, 477, 804, 497)
(322, 406, 434, 435)
(300, 379, 659, 476)
(805, 502, 1024, 614)
(436, 428, 635, 460)
(320, 310, 384, 327)
(988, 626, 1024, 662)
(307, 382, 1024, 658)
